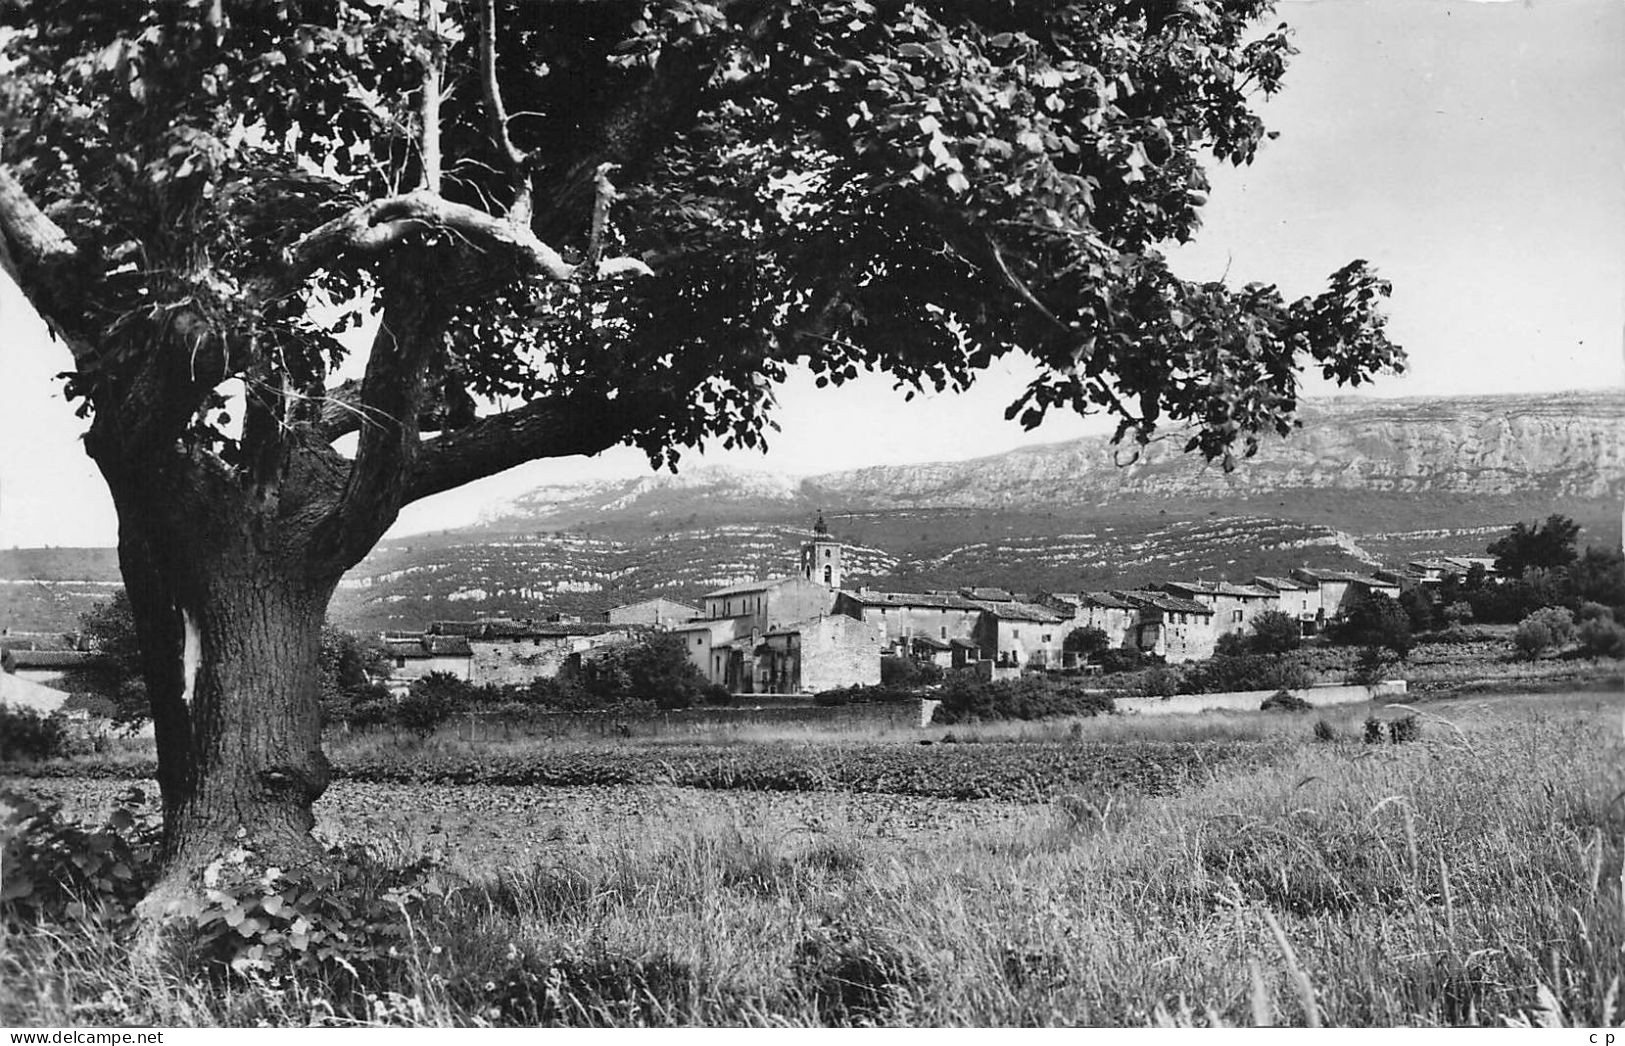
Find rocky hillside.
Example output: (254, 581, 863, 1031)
(478, 391, 1623, 530)
(4, 391, 1619, 633)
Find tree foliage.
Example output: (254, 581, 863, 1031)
(1487, 515, 1581, 579)
(1247, 609, 1301, 654)
(1, 0, 1402, 486)
(1062, 625, 1110, 657)
(1334, 591, 1411, 659)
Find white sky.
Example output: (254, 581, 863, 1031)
(2, 0, 1621, 548)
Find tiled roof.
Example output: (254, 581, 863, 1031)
(386, 636, 472, 659)
(1112, 591, 1213, 616)
(842, 590, 981, 610)
(971, 600, 1066, 623)
(1253, 576, 1309, 591)
(607, 597, 701, 614)
(2, 649, 103, 670)
(1164, 581, 1273, 599)
(429, 620, 629, 640)
(703, 576, 794, 598)
(909, 635, 952, 651)
(960, 587, 1015, 601)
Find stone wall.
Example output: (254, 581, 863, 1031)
(1115, 680, 1406, 716)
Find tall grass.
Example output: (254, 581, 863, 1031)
(4, 692, 1621, 1026)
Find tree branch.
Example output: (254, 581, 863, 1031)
(479, 0, 528, 171)
(405, 391, 657, 504)
(0, 164, 98, 364)
(418, 0, 443, 195)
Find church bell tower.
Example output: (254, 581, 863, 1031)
(801, 513, 844, 590)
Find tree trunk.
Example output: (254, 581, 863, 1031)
(93, 443, 348, 911)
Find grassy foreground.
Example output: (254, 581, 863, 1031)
(3, 692, 1622, 1027)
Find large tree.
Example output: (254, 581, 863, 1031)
(0, 0, 1400, 891)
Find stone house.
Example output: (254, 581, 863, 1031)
(1160, 582, 1278, 639)
(383, 634, 474, 689)
(1253, 576, 1323, 635)
(757, 615, 886, 694)
(427, 618, 641, 687)
(605, 597, 701, 630)
(971, 600, 1069, 669)
(700, 574, 839, 632)
(1038, 591, 1139, 652)
(1289, 569, 1401, 624)
(1116, 591, 1216, 663)
(832, 589, 984, 656)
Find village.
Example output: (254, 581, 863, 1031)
(306, 515, 1497, 701)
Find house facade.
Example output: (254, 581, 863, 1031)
(1039, 591, 1140, 651)
(832, 589, 984, 655)
(1253, 576, 1323, 635)
(971, 600, 1069, 669)
(383, 634, 474, 689)
(1117, 591, 1217, 663)
(428, 619, 641, 686)
(1161, 582, 1278, 638)
(758, 615, 885, 693)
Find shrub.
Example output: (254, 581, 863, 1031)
(1363, 714, 1420, 744)
(579, 634, 710, 709)
(702, 683, 734, 706)
(395, 672, 468, 735)
(1577, 617, 1625, 660)
(1214, 632, 1249, 658)
(0, 705, 70, 762)
(1096, 648, 1151, 675)
(1576, 601, 1616, 624)
(1312, 718, 1337, 742)
(1182, 654, 1312, 694)
(813, 684, 918, 707)
(1398, 588, 1435, 633)
(171, 842, 435, 986)
(1513, 606, 1576, 660)
(1140, 666, 1182, 698)
(880, 656, 942, 688)
(933, 675, 1115, 723)
(1062, 626, 1110, 658)
(1334, 592, 1413, 658)
(1249, 610, 1303, 654)
(1440, 601, 1474, 627)
(1, 785, 160, 928)
(1260, 689, 1311, 713)
(1348, 645, 1392, 686)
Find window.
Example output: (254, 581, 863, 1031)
(824, 566, 832, 584)
(941, 626, 947, 638)
(825, 549, 831, 559)
(1041, 634, 1052, 643)
(695, 637, 703, 646)
(1232, 610, 1244, 623)
(1012, 628, 1021, 638)
(395, 657, 405, 669)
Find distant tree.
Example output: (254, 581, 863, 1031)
(1249, 610, 1302, 655)
(1577, 617, 1625, 660)
(1063, 626, 1111, 659)
(1441, 601, 1475, 627)
(1336, 591, 1412, 659)
(1398, 587, 1435, 634)
(1349, 645, 1393, 687)
(68, 590, 148, 726)
(1487, 515, 1582, 578)
(1214, 632, 1250, 658)
(394, 672, 469, 736)
(1464, 563, 1489, 592)
(1512, 607, 1576, 661)
(881, 655, 942, 688)
(1576, 601, 1615, 624)
(1568, 547, 1625, 612)
(582, 633, 708, 710)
